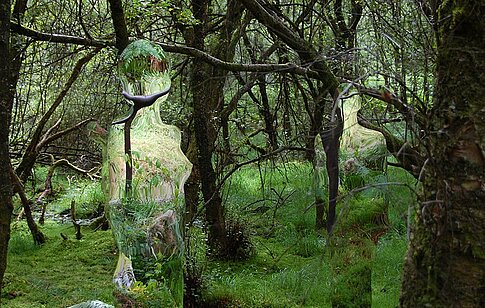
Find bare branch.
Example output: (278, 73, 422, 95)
(10, 22, 113, 47)
(36, 118, 62, 152)
(357, 114, 424, 178)
(10, 23, 322, 77)
(239, 0, 339, 95)
(78, 0, 93, 41)
(159, 42, 320, 77)
(39, 118, 95, 150)
(351, 82, 426, 127)
(16, 49, 100, 182)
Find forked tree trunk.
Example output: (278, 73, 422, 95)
(186, 0, 228, 253)
(400, 1, 485, 306)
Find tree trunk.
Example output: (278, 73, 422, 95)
(0, 0, 13, 298)
(6, 0, 28, 128)
(189, 54, 228, 253)
(184, 0, 244, 255)
(11, 169, 45, 244)
(258, 75, 278, 151)
(192, 85, 228, 253)
(320, 111, 343, 234)
(313, 136, 327, 230)
(185, 0, 227, 254)
(107, 0, 129, 52)
(401, 2, 485, 306)
(184, 134, 200, 225)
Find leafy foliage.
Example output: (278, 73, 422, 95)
(118, 39, 168, 80)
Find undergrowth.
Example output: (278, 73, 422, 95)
(2, 161, 415, 307)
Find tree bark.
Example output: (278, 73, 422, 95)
(0, 0, 13, 298)
(10, 169, 45, 244)
(107, 0, 129, 52)
(183, 135, 200, 225)
(6, 0, 27, 127)
(320, 111, 343, 234)
(184, 0, 244, 255)
(313, 136, 327, 230)
(401, 1, 485, 306)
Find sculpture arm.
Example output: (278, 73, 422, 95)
(112, 86, 171, 125)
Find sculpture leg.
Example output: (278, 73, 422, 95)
(113, 252, 136, 290)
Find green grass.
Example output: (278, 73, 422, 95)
(198, 161, 412, 307)
(46, 178, 106, 219)
(372, 231, 407, 307)
(2, 222, 117, 307)
(2, 161, 414, 307)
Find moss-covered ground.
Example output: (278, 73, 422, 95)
(3, 223, 116, 307)
(1, 162, 415, 307)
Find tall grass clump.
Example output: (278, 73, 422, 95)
(331, 260, 372, 307)
(223, 162, 314, 234)
(271, 261, 331, 307)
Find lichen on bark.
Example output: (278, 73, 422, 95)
(400, 1, 485, 306)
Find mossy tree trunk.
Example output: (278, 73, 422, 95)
(400, 1, 485, 306)
(1, 0, 29, 295)
(0, 0, 13, 298)
(185, 0, 226, 254)
(183, 135, 200, 224)
(313, 136, 327, 230)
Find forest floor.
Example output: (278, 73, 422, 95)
(1, 162, 415, 307)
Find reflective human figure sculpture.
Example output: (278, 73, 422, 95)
(106, 40, 192, 307)
(341, 94, 387, 171)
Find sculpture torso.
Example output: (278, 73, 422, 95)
(107, 102, 191, 204)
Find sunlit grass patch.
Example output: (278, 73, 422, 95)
(47, 178, 105, 219)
